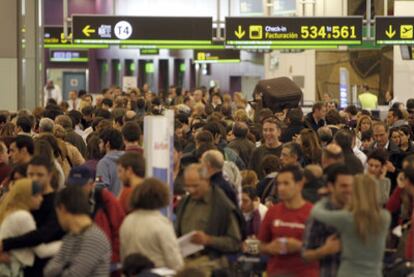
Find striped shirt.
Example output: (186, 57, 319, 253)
(44, 224, 111, 277)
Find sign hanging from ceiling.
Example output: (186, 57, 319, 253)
(225, 16, 363, 47)
(72, 15, 212, 45)
(194, 49, 240, 63)
(376, 16, 414, 44)
(49, 50, 88, 62)
(44, 26, 109, 49)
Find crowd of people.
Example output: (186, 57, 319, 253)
(0, 84, 414, 277)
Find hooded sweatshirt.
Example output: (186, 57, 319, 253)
(96, 150, 124, 196)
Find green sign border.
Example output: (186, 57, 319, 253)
(45, 44, 109, 49)
(194, 59, 241, 64)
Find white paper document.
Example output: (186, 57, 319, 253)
(177, 231, 205, 258)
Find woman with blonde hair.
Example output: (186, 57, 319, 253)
(311, 174, 390, 277)
(356, 115, 373, 139)
(0, 178, 61, 276)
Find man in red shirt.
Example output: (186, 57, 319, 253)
(259, 165, 319, 277)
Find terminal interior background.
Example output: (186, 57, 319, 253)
(0, 0, 412, 112)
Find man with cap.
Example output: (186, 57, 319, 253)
(67, 165, 125, 272)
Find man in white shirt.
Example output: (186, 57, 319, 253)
(43, 80, 62, 106)
(67, 91, 80, 111)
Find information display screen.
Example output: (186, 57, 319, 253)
(49, 50, 88, 62)
(376, 16, 414, 44)
(225, 17, 363, 46)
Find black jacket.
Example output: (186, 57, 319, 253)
(304, 112, 326, 131)
(227, 138, 256, 167)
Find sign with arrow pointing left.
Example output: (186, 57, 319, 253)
(376, 16, 414, 44)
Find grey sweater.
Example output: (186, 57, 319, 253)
(311, 198, 391, 277)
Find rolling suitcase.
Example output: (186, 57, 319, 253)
(253, 77, 303, 113)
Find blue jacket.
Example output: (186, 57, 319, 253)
(96, 150, 124, 195)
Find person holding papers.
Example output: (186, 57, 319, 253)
(120, 178, 183, 271)
(175, 163, 242, 275)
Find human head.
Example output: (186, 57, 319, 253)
(262, 117, 281, 147)
(321, 144, 344, 169)
(286, 108, 303, 125)
(200, 149, 224, 176)
(130, 178, 169, 210)
(317, 126, 333, 146)
(203, 121, 225, 145)
(86, 135, 102, 162)
(361, 129, 374, 150)
(38, 117, 55, 133)
(399, 125, 412, 147)
(184, 163, 210, 200)
(312, 102, 327, 121)
(102, 98, 113, 110)
(387, 107, 403, 126)
(260, 155, 282, 176)
(9, 135, 34, 165)
(389, 127, 401, 147)
(193, 90, 203, 103)
(0, 178, 43, 224)
(367, 149, 388, 178)
(69, 90, 77, 101)
(122, 253, 155, 277)
(280, 142, 302, 167)
(241, 170, 258, 187)
(99, 128, 123, 153)
(372, 121, 389, 149)
(195, 130, 214, 148)
(326, 101, 338, 111)
(55, 115, 73, 130)
(116, 152, 145, 186)
(357, 115, 372, 133)
(325, 163, 353, 207)
(241, 186, 257, 214)
(276, 165, 304, 203)
(232, 122, 249, 139)
(16, 116, 32, 134)
(122, 121, 141, 144)
(66, 166, 95, 196)
(333, 128, 354, 152)
(54, 185, 91, 232)
(27, 155, 53, 192)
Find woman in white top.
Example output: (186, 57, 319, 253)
(120, 178, 184, 271)
(0, 178, 61, 276)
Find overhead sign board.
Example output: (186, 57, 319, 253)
(194, 49, 240, 63)
(376, 16, 414, 44)
(72, 15, 213, 45)
(140, 49, 160, 55)
(44, 26, 108, 49)
(225, 17, 363, 46)
(49, 50, 88, 62)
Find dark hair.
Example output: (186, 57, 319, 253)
(86, 135, 102, 160)
(283, 142, 302, 159)
(117, 152, 145, 178)
(312, 102, 325, 113)
(400, 125, 412, 139)
(389, 127, 400, 140)
(9, 163, 27, 181)
(262, 117, 280, 129)
(326, 163, 352, 184)
(404, 166, 414, 186)
(122, 122, 141, 143)
(367, 149, 389, 165)
(13, 135, 34, 155)
(94, 108, 112, 120)
(232, 122, 249, 138)
(345, 105, 358, 116)
(55, 185, 90, 215)
(0, 114, 7, 125)
(404, 154, 414, 168)
(389, 107, 403, 120)
(122, 253, 155, 277)
(195, 130, 214, 145)
(176, 113, 189, 125)
(67, 110, 82, 126)
(81, 106, 94, 117)
(43, 105, 63, 120)
(102, 98, 113, 108)
(326, 110, 343, 125)
(174, 139, 183, 153)
(28, 155, 53, 173)
(242, 186, 257, 200)
(261, 155, 282, 175)
(361, 129, 373, 141)
(203, 121, 225, 139)
(334, 129, 354, 152)
(99, 128, 123, 150)
(286, 108, 303, 125)
(278, 165, 304, 182)
(16, 116, 32, 133)
(130, 178, 169, 210)
(38, 135, 62, 160)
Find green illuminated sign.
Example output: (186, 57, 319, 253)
(179, 63, 186, 72)
(145, 63, 155, 73)
(129, 62, 136, 72)
(139, 49, 160, 55)
(225, 17, 363, 47)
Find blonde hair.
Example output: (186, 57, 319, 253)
(349, 174, 384, 242)
(356, 115, 372, 133)
(234, 109, 249, 122)
(241, 170, 258, 188)
(0, 178, 35, 224)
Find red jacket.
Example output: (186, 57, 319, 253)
(94, 188, 125, 263)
